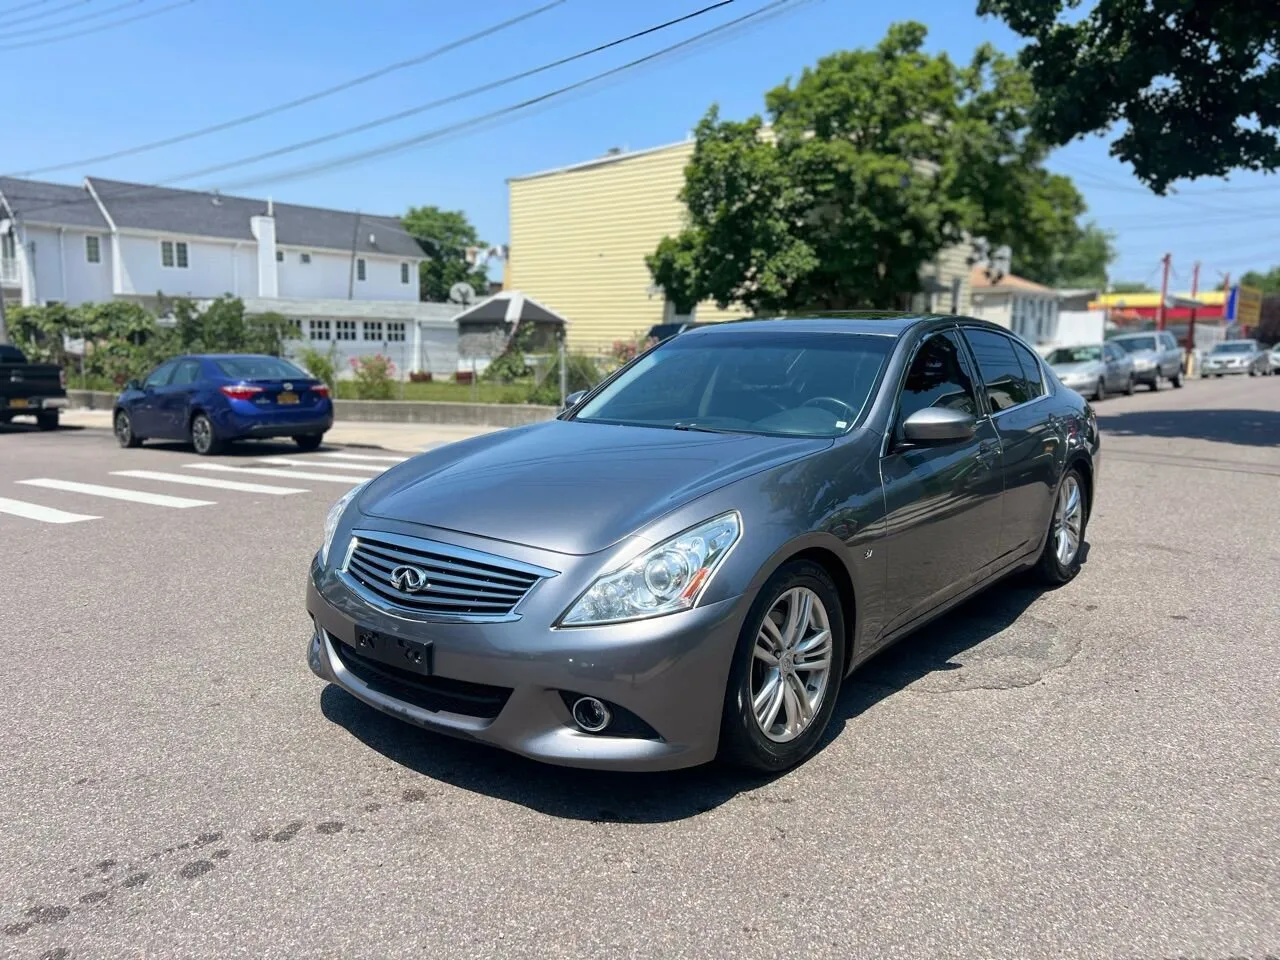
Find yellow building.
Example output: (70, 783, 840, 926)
(507, 138, 976, 354)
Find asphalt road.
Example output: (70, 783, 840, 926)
(1, 376, 1277, 960)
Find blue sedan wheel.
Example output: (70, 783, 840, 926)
(115, 409, 141, 448)
(191, 413, 223, 456)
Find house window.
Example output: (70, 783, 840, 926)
(387, 322, 406, 342)
(336, 320, 356, 341)
(161, 240, 189, 269)
(309, 319, 331, 341)
(3, 232, 16, 261)
(286, 318, 302, 337)
(356, 258, 366, 282)
(363, 320, 383, 341)
(300, 252, 312, 265)
(400, 262, 410, 284)
(276, 250, 284, 263)
(85, 235, 101, 264)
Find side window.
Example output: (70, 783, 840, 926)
(144, 361, 177, 389)
(1011, 340, 1045, 400)
(963, 329, 1031, 413)
(169, 360, 201, 386)
(896, 331, 979, 431)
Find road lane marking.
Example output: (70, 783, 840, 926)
(319, 452, 408, 463)
(0, 497, 100, 524)
(186, 464, 370, 484)
(111, 470, 308, 495)
(17, 479, 213, 508)
(257, 457, 385, 472)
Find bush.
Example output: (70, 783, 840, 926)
(351, 354, 396, 400)
(296, 345, 337, 389)
(526, 353, 600, 406)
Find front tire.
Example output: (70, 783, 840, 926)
(190, 413, 223, 456)
(293, 434, 323, 451)
(719, 560, 846, 772)
(1125, 374, 1136, 396)
(36, 412, 58, 431)
(1093, 378, 1106, 402)
(1172, 368, 1184, 388)
(114, 409, 142, 448)
(1034, 467, 1089, 585)
(1149, 374, 1160, 391)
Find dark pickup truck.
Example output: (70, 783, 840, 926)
(0, 343, 67, 430)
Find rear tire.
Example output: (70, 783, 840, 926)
(718, 560, 846, 773)
(293, 434, 323, 452)
(114, 409, 141, 448)
(1149, 375, 1160, 391)
(1172, 368, 1184, 388)
(36, 411, 58, 431)
(1034, 467, 1088, 586)
(190, 412, 223, 456)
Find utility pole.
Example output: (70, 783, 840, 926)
(346, 212, 361, 301)
(1157, 253, 1172, 331)
(1187, 260, 1200, 377)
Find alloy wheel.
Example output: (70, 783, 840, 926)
(192, 416, 213, 454)
(750, 587, 833, 743)
(1054, 475, 1084, 566)
(115, 412, 131, 445)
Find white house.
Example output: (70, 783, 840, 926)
(968, 266, 1061, 345)
(0, 176, 467, 375)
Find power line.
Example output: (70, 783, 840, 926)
(157, 0, 737, 187)
(213, 0, 806, 192)
(12, 0, 568, 177)
(0, 0, 192, 50)
(1, 0, 94, 29)
(0, 0, 59, 16)
(0, 0, 144, 39)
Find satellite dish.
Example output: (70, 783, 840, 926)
(449, 282, 476, 305)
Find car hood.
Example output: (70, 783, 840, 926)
(1051, 361, 1103, 377)
(358, 420, 831, 555)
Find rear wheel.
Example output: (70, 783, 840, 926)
(114, 409, 141, 448)
(1034, 467, 1088, 585)
(1172, 367, 1184, 388)
(36, 411, 58, 431)
(190, 413, 223, 456)
(719, 561, 846, 772)
(293, 434, 323, 451)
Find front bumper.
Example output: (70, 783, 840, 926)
(1203, 364, 1247, 375)
(306, 552, 749, 771)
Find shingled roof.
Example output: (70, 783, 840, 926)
(0, 177, 110, 230)
(85, 178, 424, 258)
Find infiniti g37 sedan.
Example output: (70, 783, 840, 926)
(307, 316, 1099, 772)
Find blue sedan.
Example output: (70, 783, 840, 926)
(113, 354, 333, 455)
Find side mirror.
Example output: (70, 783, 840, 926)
(563, 390, 587, 411)
(901, 407, 976, 444)
(124, 379, 142, 392)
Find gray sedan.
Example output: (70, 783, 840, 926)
(307, 316, 1100, 772)
(1202, 339, 1271, 377)
(1045, 342, 1135, 400)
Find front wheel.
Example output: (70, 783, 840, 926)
(718, 560, 846, 772)
(1093, 378, 1106, 402)
(1125, 375, 1136, 396)
(1172, 368, 1184, 388)
(36, 411, 58, 431)
(190, 413, 223, 456)
(293, 434, 323, 452)
(1149, 375, 1161, 391)
(1034, 467, 1088, 585)
(114, 409, 141, 448)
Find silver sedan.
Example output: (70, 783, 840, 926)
(1045, 342, 1135, 400)
(1202, 339, 1271, 377)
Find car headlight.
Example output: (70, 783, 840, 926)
(321, 481, 368, 566)
(1133, 357, 1155, 369)
(560, 512, 741, 626)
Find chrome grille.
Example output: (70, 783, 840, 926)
(341, 529, 554, 621)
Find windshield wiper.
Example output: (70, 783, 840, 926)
(671, 421, 760, 435)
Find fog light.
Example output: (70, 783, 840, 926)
(571, 696, 612, 733)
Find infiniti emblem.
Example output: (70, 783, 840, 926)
(389, 565, 430, 593)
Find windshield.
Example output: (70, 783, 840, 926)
(573, 331, 893, 438)
(214, 356, 310, 380)
(1113, 336, 1156, 353)
(1046, 346, 1101, 364)
(1211, 342, 1254, 354)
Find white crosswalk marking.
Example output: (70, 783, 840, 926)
(186, 464, 370, 484)
(17, 478, 214, 508)
(111, 470, 308, 495)
(319, 451, 408, 463)
(257, 457, 385, 472)
(0, 497, 100, 524)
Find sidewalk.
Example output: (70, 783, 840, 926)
(59, 409, 503, 453)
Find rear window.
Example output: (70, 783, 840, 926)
(214, 356, 309, 380)
(0, 344, 27, 363)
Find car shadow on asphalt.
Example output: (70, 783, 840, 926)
(1096, 407, 1280, 447)
(0, 423, 85, 435)
(319, 576, 1056, 823)
(139, 439, 339, 456)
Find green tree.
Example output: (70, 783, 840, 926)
(1239, 266, 1280, 296)
(1109, 281, 1155, 295)
(401, 206, 491, 303)
(979, 0, 1280, 193)
(162, 295, 293, 355)
(648, 23, 1094, 312)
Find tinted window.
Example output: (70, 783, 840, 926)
(1114, 336, 1157, 353)
(170, 360, 202, 386)
(144, 361, 178, 389)
(1212, 341, 1254, 354)
(214, 356, 309, 380)
(1011, 341, 1045, 399)
(575, 331, 893, 438)
(1046, 345, 1101, 364)
(897, 331, 978, 430)
(0, 344, 26, 363)
(963, 329, 1032, 412)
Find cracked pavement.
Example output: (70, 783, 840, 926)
(1, 375, 1277, 959)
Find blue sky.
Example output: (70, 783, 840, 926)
(5, 0, 1277, 289)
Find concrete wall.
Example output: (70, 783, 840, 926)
(21, 225, 113, 305)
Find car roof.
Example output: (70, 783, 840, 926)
(1109, 331, 1160, 340)
(676, 313, 977, 339)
